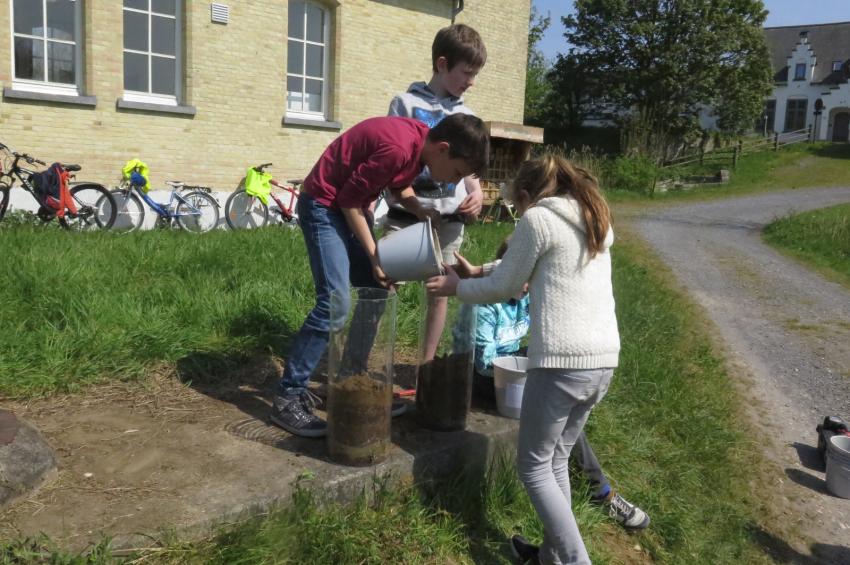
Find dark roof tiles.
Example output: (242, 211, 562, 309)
(764, 22, 850, 85)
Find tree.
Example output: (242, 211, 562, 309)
(556, 0, 773, 156)
(524, 7, 551, 126)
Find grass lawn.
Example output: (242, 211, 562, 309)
(763, 203, 850, 290)
(0, 223, 771, 563)
(608, 142, 850, 204)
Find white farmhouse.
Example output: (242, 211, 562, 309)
(762, 22, 850, 141)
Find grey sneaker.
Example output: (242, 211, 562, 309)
(269, 392, 327, 438)
(510, 534, 540, 564)
(606, 492, 650, 530)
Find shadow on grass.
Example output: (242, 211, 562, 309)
(411, 442, 517, 564)
(810, 144, 850, 160)
(749, 525, 850, 564)
(792, 442, 825, 472)
(784, 467, 831, 496)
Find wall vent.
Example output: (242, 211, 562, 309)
(211, 3, 229, 24)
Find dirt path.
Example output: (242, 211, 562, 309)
(631, 187, 850, 564)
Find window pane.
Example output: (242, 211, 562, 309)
(124, 10, 149, 51)
(152, 15, 176, 55)
(47, 41, 75, 83)
(124, 0, 148, 9)
(287, 76, 303, 111)
(151, 56, 176, 95)
(124, 51, 149, 91)
(305, 79, 322, 112)
(287, 40, 303, 74)
(152, 0, 176, 15)
(14, 0, 44, 36)
(288, 2, 305, 39)
(14, 36, 45, 80)
(305, 44, 323, 77)
(305, 4, 324, 43)
(46, 0, 75, 41)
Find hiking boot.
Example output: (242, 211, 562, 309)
(605, 492, 650, 530)
(269, 392, 327, 438)
(510, 534, 540, 564)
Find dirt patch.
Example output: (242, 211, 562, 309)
(327, 373, 392, 466)
(416, 353, 473, 431)
(0, 355, 297, 548)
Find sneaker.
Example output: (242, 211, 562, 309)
(510, 534, 540, 564)
(269, 392, 327, 438)
(605, 492, 650, 530)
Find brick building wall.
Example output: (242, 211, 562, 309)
(0, 0, 529, 190)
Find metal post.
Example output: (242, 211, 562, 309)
(732, 147, 739, 169)
(774, 132, 780, 151)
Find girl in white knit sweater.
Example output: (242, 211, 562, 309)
(427, 154, 618, 565)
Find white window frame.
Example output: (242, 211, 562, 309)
(10, 0, 82, 96)
(286, 1, 331, 121)
(794, 62, 807, 80)
(122, 0, 182, 106)
(833, 61, 843, 72)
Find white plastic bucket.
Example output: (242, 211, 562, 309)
(826, 435, 850, 499)
(492, 356, 528, 419)
(377, 218, 443, 281)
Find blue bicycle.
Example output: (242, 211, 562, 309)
(110, 177, 220, 233)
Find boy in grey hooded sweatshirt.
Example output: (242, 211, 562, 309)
(385, 23, 487, 362)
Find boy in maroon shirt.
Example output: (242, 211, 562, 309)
(271, 113, 489, 437)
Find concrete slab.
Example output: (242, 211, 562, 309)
(0, 368, 518, 552)
(0, 409, 57, 511)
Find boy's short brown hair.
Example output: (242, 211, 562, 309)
(432, 24, 487, 73)
(427, 113, 490, 177)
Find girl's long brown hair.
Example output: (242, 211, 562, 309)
(510, 154, 611, 257)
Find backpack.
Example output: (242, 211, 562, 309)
(30, 163, 69, 211)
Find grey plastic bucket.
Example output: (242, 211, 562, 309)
(826, 435, 850, 499)
(377, 218, 443, 281)
(492, 356, 528, 419)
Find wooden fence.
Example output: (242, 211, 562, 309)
(659, 126, 814, 171)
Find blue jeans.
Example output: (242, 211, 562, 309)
(517, 368, 614, 565)
(279, 194, 380, 396)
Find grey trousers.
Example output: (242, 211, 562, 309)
(516, 368, 614, 565)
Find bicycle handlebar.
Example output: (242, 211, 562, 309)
(1, 142, 46, 167)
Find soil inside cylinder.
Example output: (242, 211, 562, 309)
(327, 373, 392, 466)
(415, 352, 473, 431)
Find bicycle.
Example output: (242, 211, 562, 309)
(109, 173, 220, 233)
(0, 142, 116, 231)
(224, 163, 302, 230)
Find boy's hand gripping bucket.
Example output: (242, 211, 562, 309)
(377, 218, 444, 282)
(492, 356, 529, 419)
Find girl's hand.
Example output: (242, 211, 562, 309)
(452, 252, 483, 279)
(426, 265, 460, 296)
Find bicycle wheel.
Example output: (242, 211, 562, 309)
(110, 189, 145, 233)
(59, 183, 117, 231)
(0, 183, 10, 223)
(176, 191, 219, 233)
(225, 187, 269, 230)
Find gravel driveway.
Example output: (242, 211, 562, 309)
(632, 187, 850, 564)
